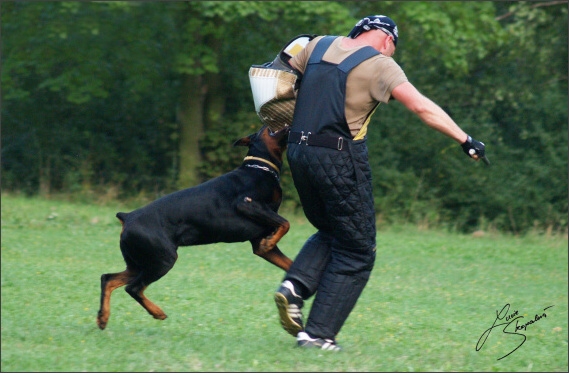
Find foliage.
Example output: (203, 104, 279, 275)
(2, 1, 180, 196)
(362, 1, 568, 233)
(1, 1, 567, 234)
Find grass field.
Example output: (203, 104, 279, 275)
(1, 193, 567, 372)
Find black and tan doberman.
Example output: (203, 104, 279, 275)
(97, 125, 292, 330)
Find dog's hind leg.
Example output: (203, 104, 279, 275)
(117, 221, 179, 322)
(121, 245, 178, 321)
(124, 271, 170, 321)
(97, 267, 137, 330)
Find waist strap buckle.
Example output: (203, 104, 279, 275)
(289, 131, 346, 151)
(298, 131, 312, 145)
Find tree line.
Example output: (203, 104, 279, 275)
(2, 1, 567, 234)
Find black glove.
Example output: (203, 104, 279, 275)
(461, 135, 490, 165)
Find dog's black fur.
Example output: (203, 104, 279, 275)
(97, 125, 292, 330)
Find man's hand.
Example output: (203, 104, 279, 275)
(461, 135, 490, 165)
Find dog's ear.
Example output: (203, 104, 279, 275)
(233, 133, 255, 147)
(270, 126, 291, 139)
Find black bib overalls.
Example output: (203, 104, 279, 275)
(284, 36, 379, 339)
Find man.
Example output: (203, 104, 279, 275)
(274, 15, 487, 351)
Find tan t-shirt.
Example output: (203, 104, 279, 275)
(290, 35, 408, 139)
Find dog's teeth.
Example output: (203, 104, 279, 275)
(245, 197, 252, 202)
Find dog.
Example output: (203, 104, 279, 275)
(97, 125, 292, 330)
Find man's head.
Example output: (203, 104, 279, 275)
(347, 15, 398, 46)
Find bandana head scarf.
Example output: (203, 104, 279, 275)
(347, 15, 398, 46)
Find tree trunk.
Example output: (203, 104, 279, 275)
(176, 31, 224, 188)
(203, 35, 225, 128)
(204, 71, 225, 128)
(176, 73, 206, 188)
(39, 154, 51, 198)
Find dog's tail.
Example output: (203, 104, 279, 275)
(116, 212, 128, 235)
(116, 212, 128, 222)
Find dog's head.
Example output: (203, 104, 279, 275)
(233, 125, 290, 167)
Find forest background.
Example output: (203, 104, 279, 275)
(1, 1, 567, 235)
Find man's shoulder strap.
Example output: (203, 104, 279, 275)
(338, 46, 379, 73)
(307, 35, 337, 64)
(308, 36, 379, 72)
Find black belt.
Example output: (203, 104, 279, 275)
(288, 131, 345, 151)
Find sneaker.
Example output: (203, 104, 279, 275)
(274, 280, 304, 336)
(297, 331, 342, 351)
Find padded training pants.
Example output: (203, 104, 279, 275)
(285, 140, 376, 339)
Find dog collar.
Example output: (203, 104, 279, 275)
(243, 156, 280, 181)
(243, 156, 280, 173)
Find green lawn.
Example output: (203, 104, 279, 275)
(1, 194, 567, 372)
